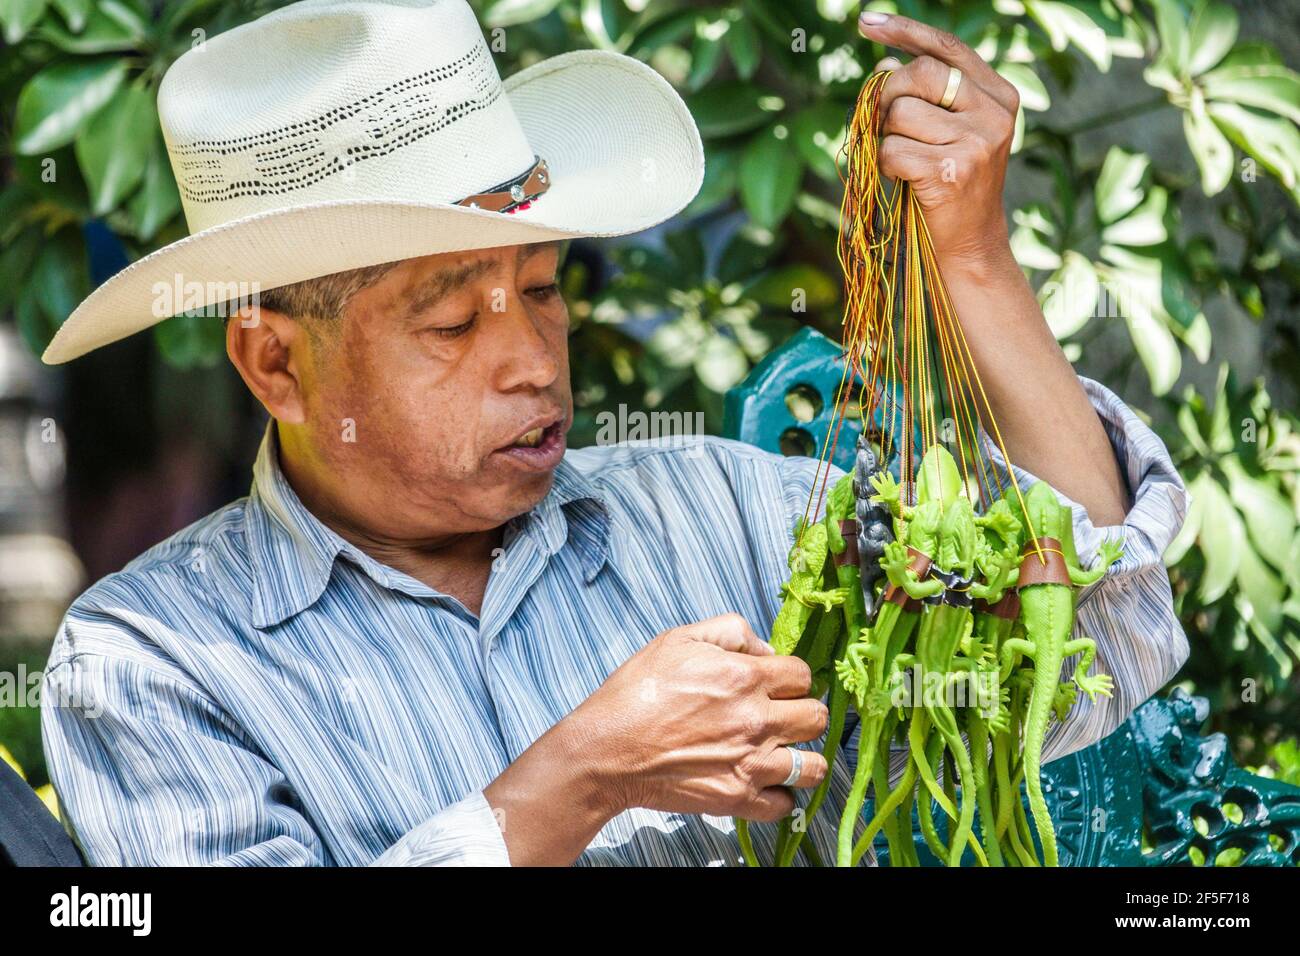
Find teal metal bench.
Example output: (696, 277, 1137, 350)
(725, 326, 1300, 866)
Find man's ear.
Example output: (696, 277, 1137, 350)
(226, 303, 310, 424)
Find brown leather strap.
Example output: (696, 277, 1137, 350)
(1016, 536, 1071, 589)
(883, 546, 931, 611)
(834, 519, 859, 567)
(976, 590, 1021, 620)
(454, 154, 551, 213)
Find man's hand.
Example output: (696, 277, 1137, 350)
(577, 613, 829, 821)
(852, 11, 1129, 526)
(859, 12, 1022, 275)
(483, 613, 828, 864)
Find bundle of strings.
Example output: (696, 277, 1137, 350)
(805, 69, 1025, 521)
(743, 69, 1117, 869)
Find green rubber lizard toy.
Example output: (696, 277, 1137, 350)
(996, 479, 1124, 866)
(775, 474, 864, 868)
(769, 518, 849, 656)
(833, 458, 949, 866)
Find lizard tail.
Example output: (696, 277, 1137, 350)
(1023, 653, 1060, 867)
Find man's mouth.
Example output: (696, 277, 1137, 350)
(496, 417, 566, 471)
(513, 427, 546, 448)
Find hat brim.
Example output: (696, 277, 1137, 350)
(42, 49, 704, 364)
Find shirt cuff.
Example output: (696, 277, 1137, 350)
(372, 790, 511, 866)
(992, 375, 1189, 581)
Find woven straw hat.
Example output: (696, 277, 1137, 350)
(42, 0, 705, 364)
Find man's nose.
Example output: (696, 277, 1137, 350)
(492, 291, 561, 392)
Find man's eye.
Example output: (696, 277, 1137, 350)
(429, 317, 476, 339)
(528, 281, 560, 300)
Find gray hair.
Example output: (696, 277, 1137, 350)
(252, 260, 401, 333)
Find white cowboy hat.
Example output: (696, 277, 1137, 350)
(42, 0, 705, 364)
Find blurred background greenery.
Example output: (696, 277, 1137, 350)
(0, 0, 1297, 796)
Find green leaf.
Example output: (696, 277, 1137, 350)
(1222, 457, 1297, 570)
(725, 14, 761, 80)
(1150, 0, 1189, 75)
(1124, 298, 1181, 396)
(1185, 0, 1238, 76)
(789, 102, 846, 183)
(14, 58, 128, 155)
(1201, 64, 1300, 125)
(1010, 224, 1061, 270)
(1207, 364, 1231, 454)
(153, 313, 226, 369)
(97, 0, 146, 38)
(739, 125, 803, 230)
(35, 3, 142, 52)
(694, 331, 749, 392)
(684, 142, 740, 217)
(0, 229, 41, 313)
(49, 0, 90, 30)
(686, 81, 777, 138)
(1178, 312, 1212, 363)
(687, 20, 727, 92)
(626, 7, 696, 58)
(1208, 101, 1300, 197)
(1236, 545, 1284, 634)
(481, 0, 561, 29)
(1101, 186, 1168, 246)
(1024, 0, 1111, 71)
(1094, 146, 1149, 224)
(578, 0, 625, 50)
(0, 0, 48, 44)
(31, 228, 89, 327)
(15, 284, 54, 356)
(997, 62, 1050, 111)
(664, 228, 706, 287)
(75, 82, 157, 215)
(746, 264, 839, 311)
(1184, 89, 1234, 196)
(1099, 254, 1182, 395)
(716, 226, 780, 286)
(127, 128, 181, 241)
(1039, 250, 1098, 339)
(1193, 473, 1244, 603)
(1164, 470, 1204, 564)
(1217, 42, 1282, 70)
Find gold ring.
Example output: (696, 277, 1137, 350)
(938, 66, 963, 110)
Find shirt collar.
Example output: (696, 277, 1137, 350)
(244, 420, 611, 628)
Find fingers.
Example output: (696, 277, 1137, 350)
(861, 14, 1019, 117)
(678, 612, 772, 656)
(859, 12, 1012, 106)
(752, 653, 814, 700)
(882, 96, 963, 146)
(766, 696, 830, 744)
(877, 54, 985, 117)
(755, 743, 829, 790)
(736, 787, 796, 823)
(877, 134, 947, 185)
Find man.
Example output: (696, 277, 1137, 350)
(40, 1, 1187, 866)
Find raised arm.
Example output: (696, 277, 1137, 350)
(855, 12, 1128, 526)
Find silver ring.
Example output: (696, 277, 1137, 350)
(781, 746, 804, 787)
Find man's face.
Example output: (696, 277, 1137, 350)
(295, 241, 572, 538)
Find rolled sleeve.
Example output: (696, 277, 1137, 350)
(372, 790, 510, 866)
(989, 376, 1190, 762)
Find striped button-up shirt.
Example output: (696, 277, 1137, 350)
(41, 377, 1188, 866)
